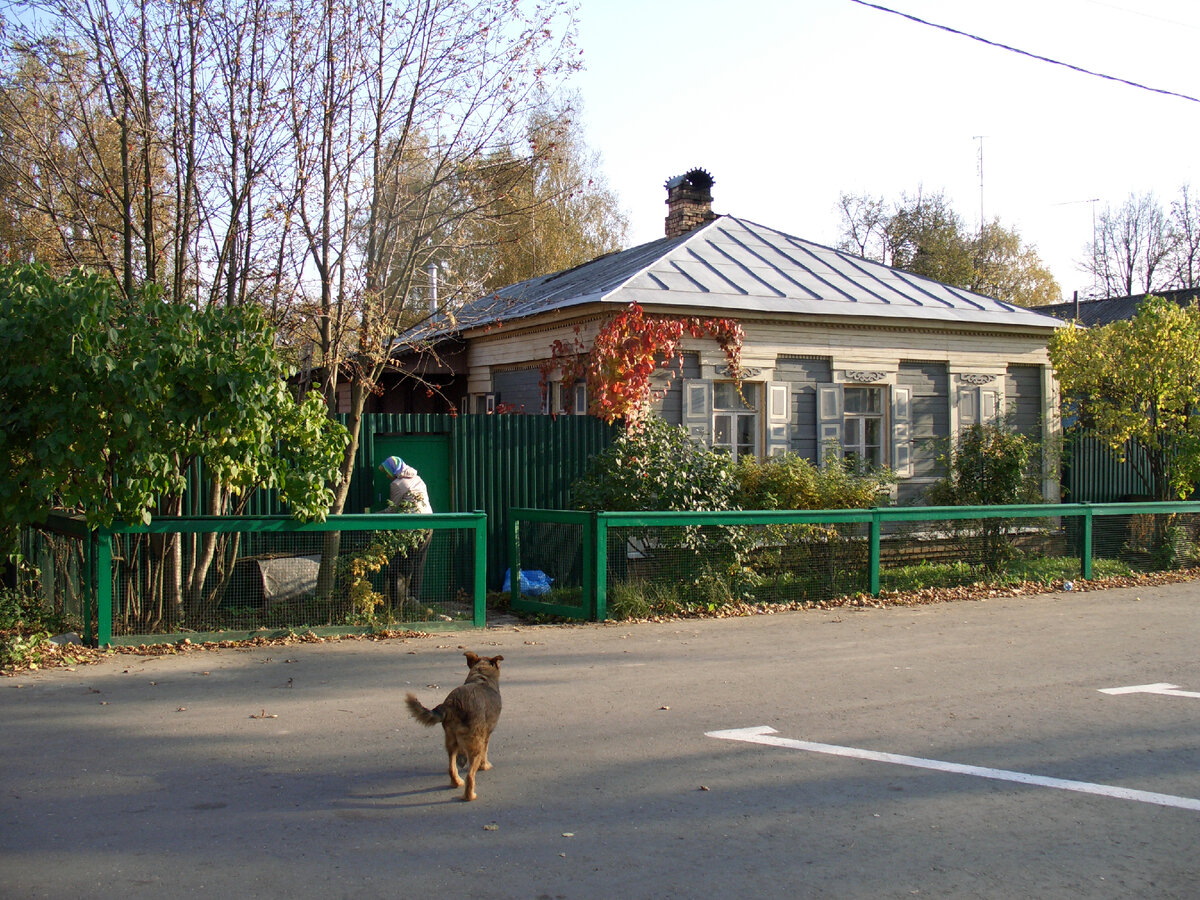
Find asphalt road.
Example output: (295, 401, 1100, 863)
(2, 582, 1199, 899)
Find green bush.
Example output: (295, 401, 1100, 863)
(0, 584, 79, 672)
(572, 418, 737, 512)
(926, 422, 1041, 507)
(925, 422, 1043, 572)
(734, 453, 893, 510)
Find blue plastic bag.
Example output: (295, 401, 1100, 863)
(502, 568, 554, 597)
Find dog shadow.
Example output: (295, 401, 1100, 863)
(335, 780, 469, 809)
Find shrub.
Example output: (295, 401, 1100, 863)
(926, 422, 1041, 508)
(734, 453, 893, 510)
(925, 422, 1043, 572)
(571, 418, 737, 512)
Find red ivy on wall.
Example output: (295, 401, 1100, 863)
(539, 302, 744, 425)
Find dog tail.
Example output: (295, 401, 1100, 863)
(405, 692, 444, 726)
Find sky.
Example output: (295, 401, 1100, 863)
(570, 0, 1200, 302)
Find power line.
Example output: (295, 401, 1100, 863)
(848, 0, 1200, 105)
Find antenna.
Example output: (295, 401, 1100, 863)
(1053, 197, 1101, 297)
(973, 135, 986, 232)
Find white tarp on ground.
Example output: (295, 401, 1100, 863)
(256, 555, 320, 603)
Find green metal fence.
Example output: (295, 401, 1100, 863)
(28, 511, 487, 646)
(24, 500, 1200, 642)
(509, 502, 1200, 621)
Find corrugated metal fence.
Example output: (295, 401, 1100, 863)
(175, 414, 617, 588)
(1062, 432, 1175, 502)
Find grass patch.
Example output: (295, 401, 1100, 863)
(880, 555, 1136, 593)
(601, 554, 1143, 621)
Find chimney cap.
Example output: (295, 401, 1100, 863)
(665, 168, 715, 192)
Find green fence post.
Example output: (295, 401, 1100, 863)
(473, 512, 487, 628)
(94, 527, 112, 648)
(579, 512, 594, 620)
(1081, 504, 1094, 581)
(869, 509, 882, 597)
(508, 511, 520, 613)
(593, 513, 608, 622)
(81, 528, 95, 647)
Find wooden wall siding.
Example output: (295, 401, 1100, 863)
(1005, 364, 1043, 437)
(898, 362, 949, 478)
(896, 362, 950, 504)
(467, 313, 1054, 376)
(775, 356, 832, 461)
(653, 352, 701, 426)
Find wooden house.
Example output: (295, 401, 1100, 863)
(382, 169, 1064, 503)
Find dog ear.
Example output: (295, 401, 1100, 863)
(464, 651, 480, 666)
(489, 655, 503, 665)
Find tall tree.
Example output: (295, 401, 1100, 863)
(1167, 184, 1200, 290)
(451, 99, 628, 293)
(884, 190, 975, 287)
(6, 0, 581, 526)
(837, 190, 1062, 306)
(835, 191, 888, 262)
(970, 220, 1062, 308)
(1083, 192, 1174, 298)
(274, 0, 579, 524)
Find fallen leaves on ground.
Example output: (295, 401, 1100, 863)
(5, 568, 1200, 675)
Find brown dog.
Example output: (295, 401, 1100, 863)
(405, 652, 503, 801)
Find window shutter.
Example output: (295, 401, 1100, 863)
(957, 386, 979, 428)
(891, 385, 913, 478)
(766, 382, 790, 457)
(682, 379, 712, 443)
(816, 384, 843, 466)
(981, 389, 998, 423)
(957, 386, 999, 429)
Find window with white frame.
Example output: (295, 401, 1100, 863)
(682, 379, 790, 460)
(712, 382, 759, 461)
(817, 382, 913, 477)
(842, 386, 885, 469)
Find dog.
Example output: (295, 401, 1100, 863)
(405, 652, 503, 801)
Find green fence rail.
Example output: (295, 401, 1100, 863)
(510, 501, 1200, 621)
(29, 511, 487, 646)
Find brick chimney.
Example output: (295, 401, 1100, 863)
(664, 168, 718, 238)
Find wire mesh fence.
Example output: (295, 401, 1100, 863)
(511, 503, 1200, 621)
(19, 520, 93, 640)
(1089, 509, 1200, 572)
(22, 512, 486, 644)
(604, 521, 873, 615)
(878, 514, 1069, 594)
(20, 503, 1200, 639)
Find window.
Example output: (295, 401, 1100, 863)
(712, 382, 759, 461)
(818, 382, 909, 475)
(843, 386, 884, 469)
(543, 381, 587, 415)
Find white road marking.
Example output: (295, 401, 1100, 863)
(705, 726, 1200, 812)
(1100, 683, 1200, 699)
